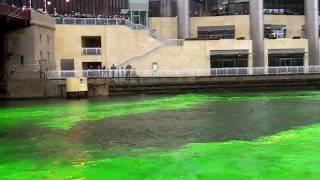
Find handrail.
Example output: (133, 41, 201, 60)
(53, 17, 161, 41)
(116, 39, 184, 67)
(47, 66, 320, 79)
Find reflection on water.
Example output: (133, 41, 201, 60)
(1, 91, 320, 178)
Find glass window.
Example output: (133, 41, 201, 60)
(198, 26, 235, 39)
(268, 53, 304, 66)
(211, 54, 249, 68)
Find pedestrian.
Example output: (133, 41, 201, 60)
(102, 65, 106, 78)
(111, 64, 116, 78)
(125, 64, 132, 78)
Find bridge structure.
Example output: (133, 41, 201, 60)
(0, 3, 30, 80)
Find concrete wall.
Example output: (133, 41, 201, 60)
(150, 15, 305, 40)
(131, 40, 252, 75)
(5, 11, 55, 79)
(55, 25, 160, 71)
(2, 78, 108, 99)
(149, 17, 178, 39)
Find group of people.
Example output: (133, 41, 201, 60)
(50, 11, 128, 19)
(87, 64, 134, 78)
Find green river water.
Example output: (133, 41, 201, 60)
(0, 91, 320, 179)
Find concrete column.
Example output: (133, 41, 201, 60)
(250, 0, 264, 67)
(305, 0, 319, 66)
(177, 0, 190, 39)
(161, 0, 172, 17)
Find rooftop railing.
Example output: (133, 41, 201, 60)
(47, 66, 320, 79)
(53, 17, 160, 40)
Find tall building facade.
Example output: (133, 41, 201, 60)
(1, 0, 129, 17)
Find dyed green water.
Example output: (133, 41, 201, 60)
(1, 91, 320, 179)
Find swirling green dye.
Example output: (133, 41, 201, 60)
(1, 91, 320, 130)
(0, 91, 320, 179)
(0, 124, 320, 179)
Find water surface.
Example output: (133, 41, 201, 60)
(1, 91, 320, 179)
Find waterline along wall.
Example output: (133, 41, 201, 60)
(2, 74, 320, 99)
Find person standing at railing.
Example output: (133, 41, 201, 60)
(102, 66, 106, 78)
(110, 64, 116, 78)
(125, 64, 132, 78)
(97, 65, 101, 78)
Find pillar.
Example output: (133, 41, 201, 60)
(177, 0, 190, 39)
(250, 0, 264, 67)
(305, 0, 319, 66)
(161, 0, 172, 17)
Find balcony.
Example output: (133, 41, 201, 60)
(82, 48, 101, 56)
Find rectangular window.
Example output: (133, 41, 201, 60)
(47, 52, 50, 61)
(19, 56, 24, 65)
(47, 36, 50, 45)
(61, 59, 75, 70)
(40, 51, 43, 60)
(198, 26, 235, 40)
(268, 49, 305, 67)
(40, 34, 42, 43)
(264, 25, 287, 39)
(210, 50, 249, 68)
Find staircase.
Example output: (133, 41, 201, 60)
(116, 39, 184, 67)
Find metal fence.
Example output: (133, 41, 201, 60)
(54, 18, 126, 26)
(53, 17, 160, 40)
(82, 48, 102, 55)
(47, 66, 320, 79)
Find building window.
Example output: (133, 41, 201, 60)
(210, 50, 249, 68)
(264, 25, 286, 39)
(40, 34, 42, 43)
(268, 49, 305, 67)
(19, 56, 24, 65)
(47, 52, 50, 61)
(198, 26, 235, 40)
(264, 0, 304, 15)
(47, 36, 50, 45)
(81, 36, 102, 55)
(40, 51, 43, 60)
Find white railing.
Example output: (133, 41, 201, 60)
(54, 17, 126, 26)
(53, 17, 160, 40)
(82, 48, 102, 55)
(116, 39, 184, 67)
(47, 66, 320, 79)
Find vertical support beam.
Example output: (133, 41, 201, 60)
(250, 0, 264, 67)
(305, 0, 319, 66)
(161, 0, 172, 17)
(177, 0, 190, 39)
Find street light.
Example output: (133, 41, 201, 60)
(66, 0, 70, 15)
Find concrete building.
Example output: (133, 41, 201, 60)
(2, 0, 320, 79)
(51, 0, 318, 76)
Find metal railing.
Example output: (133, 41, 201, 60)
(53, 17, 160, 40)
(54, 17, 126, 26)
(82, 48, 102, 55)
(47, 66, 320, 79)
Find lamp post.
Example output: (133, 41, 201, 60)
(43, 0, 51, 14)
(66, 0, 70, 15)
